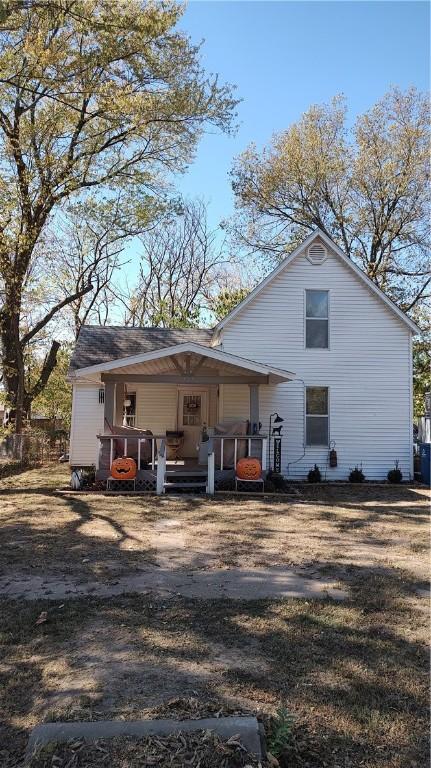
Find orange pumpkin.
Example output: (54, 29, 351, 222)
(111, 456, 137, 480)
(236, 457, 262, 481)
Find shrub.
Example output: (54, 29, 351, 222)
(387, 460, 403, 484)
(268, 706, 295, 758)
(349, 465, 365, 483)
(307, 464, 321, 483)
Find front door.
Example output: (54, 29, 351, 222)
(177, 389, 208, 458)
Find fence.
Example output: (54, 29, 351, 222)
(0, 432, 69, 468)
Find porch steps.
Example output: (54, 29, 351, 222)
(164, 481, 207, 491)
(165, 470, 207, 477)
(163, 468, 208, 494)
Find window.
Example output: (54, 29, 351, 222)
(306, 387, 329, 446)
(182, 394, 202, 426)
(306, 289, 329, 348)
(123, 392, 136, 426)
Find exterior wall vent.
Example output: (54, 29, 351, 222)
(306, 242, 327, 265)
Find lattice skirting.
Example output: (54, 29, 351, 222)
(214, 469, 235, 491)
(105, 470, 156, 492)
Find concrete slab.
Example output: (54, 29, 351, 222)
(0, 566, 348, 601)
(26, 716, 262, 759)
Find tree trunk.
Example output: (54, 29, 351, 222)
(0, 282, 61, 435)
(0, 284, 26, 433)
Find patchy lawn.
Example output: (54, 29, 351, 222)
(0, 467, 429, 767)
(0, 466, 428, 580)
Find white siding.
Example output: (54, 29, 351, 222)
(208, 385, 219, 426)
(221, 242, 413, 480)
(220, 384, 250, 423)
(135, 383, 178, 434)
(69, 383, 104, 467)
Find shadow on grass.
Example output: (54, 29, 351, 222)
(0, 563, 429, 768)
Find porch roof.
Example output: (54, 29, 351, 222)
(70, 341, 296, 385)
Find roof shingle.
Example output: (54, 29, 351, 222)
(69, 326, 214, 372)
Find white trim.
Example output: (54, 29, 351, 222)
(409, 332, 414, 481)
(304, 385, 330, 448)
(214, 228, 420, 335)
(70, 341, 296, 383)
(304, 288, 330, 350)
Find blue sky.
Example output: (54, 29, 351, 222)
(175, 1, 430, 230)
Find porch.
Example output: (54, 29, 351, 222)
(96, 432, 269, 494)
(72, 340, 295, 494)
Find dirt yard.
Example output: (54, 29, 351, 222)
(0, 467, 429, 767)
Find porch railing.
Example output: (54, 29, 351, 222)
(156, 439, 166, 494)
(205, 434, 268, 495)
(97, 433, 163, 472)
(212, 434, 268, 471)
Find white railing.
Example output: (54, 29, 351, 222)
(97, 433, 163, 472)
(206, 438, 215, 495)
(211, 434, 268, 471)
(156, 439, 166, 495)
(205, 434, 268, 495)
(123, 415, 136, 427)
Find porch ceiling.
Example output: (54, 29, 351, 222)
(71, 341, 295, 385)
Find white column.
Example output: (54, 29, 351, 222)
(156, 439, 166, 494)
(249, 384, 259, 431)
(104, 381, 115, 431)
(207, 438, 215, 495)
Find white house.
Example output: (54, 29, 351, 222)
(68, 229, 418, 491)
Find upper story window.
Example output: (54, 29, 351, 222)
(305, 289, 329, 348)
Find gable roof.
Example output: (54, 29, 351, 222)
(70, 340, 295, 384)
(214, 229, 420, 335)
(69, 326, 214, 373)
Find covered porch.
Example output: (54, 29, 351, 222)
(78, 341, 294, 493)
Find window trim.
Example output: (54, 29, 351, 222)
(304, 385, 330, 447)
(304, 288, 330, 350)
(123, 391, 137, 427)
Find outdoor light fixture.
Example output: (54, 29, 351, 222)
(269, 412, 285, 471)
(98, 387, 105, 404)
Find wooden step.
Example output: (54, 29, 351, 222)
(165, 470, 207, 477)
(164, 481, 207, 490)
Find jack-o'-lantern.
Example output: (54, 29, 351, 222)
(111, 456, 137, 480)
(236, 457, 262, 481)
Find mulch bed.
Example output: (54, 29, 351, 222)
(28, 730, 265, 768)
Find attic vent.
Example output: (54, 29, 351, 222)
(306, 242, 327, 265)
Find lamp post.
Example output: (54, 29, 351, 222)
(269, 412, 284, 471)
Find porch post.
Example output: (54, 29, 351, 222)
(104, 381, 115, 431)
(249, 383, 260, 460)
(249, 384, 259, 432)
(115, 382, 125, 426)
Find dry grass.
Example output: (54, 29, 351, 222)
(0, 467, 429, 767)
(0, 466, 429, 580)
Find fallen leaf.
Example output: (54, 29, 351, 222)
(35, 611, 48, 625)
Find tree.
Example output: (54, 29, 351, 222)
(47, 196, 151, 337)
(412, 310, 430, 417)
(0, 0, 237, 430)
(230, 88, 430, 314)
(209, 286, 250, 321)
(116, 200, 226, 327)
(30, 346, 72, 430)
